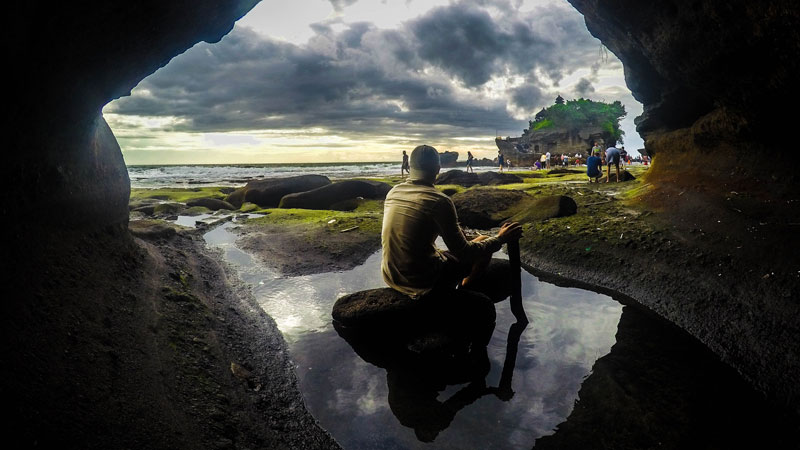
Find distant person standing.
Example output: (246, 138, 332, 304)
(401, 150, 410, 177)
(545, 151, 551, 169)
(605, 146, 622, 182)
(586, 151, 602, 182)
(498, 151, 505, 173)
(592, 141, 602, 156)
(466, 151, 475, 173)
(620, 146, 628, 165)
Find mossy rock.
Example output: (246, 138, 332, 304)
(153, 202, 184, 216)
(279, 180, 391, 210)
(452, 188, 531, 229)
(129, 220, 179, 240)
(184, 206, 212, 216)
(509, 195, 578, 223)
(240, 175, 332, 207)
(186, 197, 235, 211)
(599, 170, 636, 182)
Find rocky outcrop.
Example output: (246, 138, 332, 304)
(598, 171, 636, 183)
(452, 189, 531, 229)
(186, 197, 236, 211)
(226, 175, 331, 208)
(435, 170, 523, 187)
(278, 179, 391, 210)
(511, 195, 578, 223)
(566, 0, 800, 413)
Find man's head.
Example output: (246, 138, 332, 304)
(409, 145, 440, 182)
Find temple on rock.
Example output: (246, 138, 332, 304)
(496, 96, 626, 166)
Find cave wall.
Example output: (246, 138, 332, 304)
(5, 1, 260, 233)
(567, 0, 800, 412)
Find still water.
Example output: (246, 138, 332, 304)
(189, 216, 797, 449)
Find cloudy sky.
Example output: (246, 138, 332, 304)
(103, 0, 643, 165)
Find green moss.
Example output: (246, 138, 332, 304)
(244, 202, 384, 235)
(130, 187, 229, 203)
(435, 184, 467, 195)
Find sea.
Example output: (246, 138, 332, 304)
(127, 162, 401, 189)
(127, 161, 491, 189)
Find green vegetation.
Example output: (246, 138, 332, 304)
(243, 199, 385, 234)
(529, 98, 627, 143)
(130, 187, 228, 203)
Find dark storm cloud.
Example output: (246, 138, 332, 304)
(109, 1, 608, 139)
(409, 2, 603, 87)
(574, 77, 595, 96)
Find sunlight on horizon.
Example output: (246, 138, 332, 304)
(105, 0, 645, 165)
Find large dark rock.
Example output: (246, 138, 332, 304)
(511, 195, 578, 223)
(477, 171, 523, 185)
(278, 179, 391, 210)
(435, 170, 523, 187)
(186, 197, 235, 211)
(599, 171, 636, 183)
(435, 170, 479, 187)
(439, 151, 459, 166)
(227, 175, 331, 208)
(452, 189, 531, 229)
(332, 287, 496, 361)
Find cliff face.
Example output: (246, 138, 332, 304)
(566, 0, 800, 412)
(6, 0, 260, 233)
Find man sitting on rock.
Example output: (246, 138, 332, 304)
(381, 145, 523, 298)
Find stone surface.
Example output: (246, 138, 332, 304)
(186, 197, 236, 211)
(279, 179, 391, 210)
(435, 170, 523, 187)
(452, 189, 531, 229)
(511, 195, 578, 223)
(598, 171, 636, 183)
(227, 175, 331, 208)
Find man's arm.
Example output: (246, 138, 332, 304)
(435, 197, 502, 260)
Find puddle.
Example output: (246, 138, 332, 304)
(193, 221, 798, 449)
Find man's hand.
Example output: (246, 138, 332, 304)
(497, 222, 523, 243)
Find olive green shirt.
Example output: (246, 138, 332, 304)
(381, 180, 502, 298)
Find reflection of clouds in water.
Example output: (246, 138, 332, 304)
(329, 356, 387, 415)
(207, 224, 624, 448)
(252, 251, 385, 341)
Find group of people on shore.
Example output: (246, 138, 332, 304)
(401, 145, 649, 181)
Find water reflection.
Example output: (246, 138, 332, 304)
(198, 220, 623, 449)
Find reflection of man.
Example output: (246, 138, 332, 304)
(381, 145, 522, 298)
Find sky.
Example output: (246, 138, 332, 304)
(103, 0, 644, 165)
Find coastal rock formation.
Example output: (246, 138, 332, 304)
(510, 195, 578, 223)
(227, 175, 331, 208)
(186, 197, 236, 211)
(451, 189, 531, 229)
(278, 179, 391, 210)
(599, 171, 636, 183)
(435, 170, 523, 187)
(6, 1, 340, 448)
(566, 0, 800, 412)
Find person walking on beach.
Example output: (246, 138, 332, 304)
(466, 151, 475, 173)
(401, 150, 410, 178)
(381, 145, 523, 298)
(605, 145, 622, 182)
(498, 151, 505, 173)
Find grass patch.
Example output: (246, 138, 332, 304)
(243, 200, 385, 234)
(130, 187, 229, 203)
